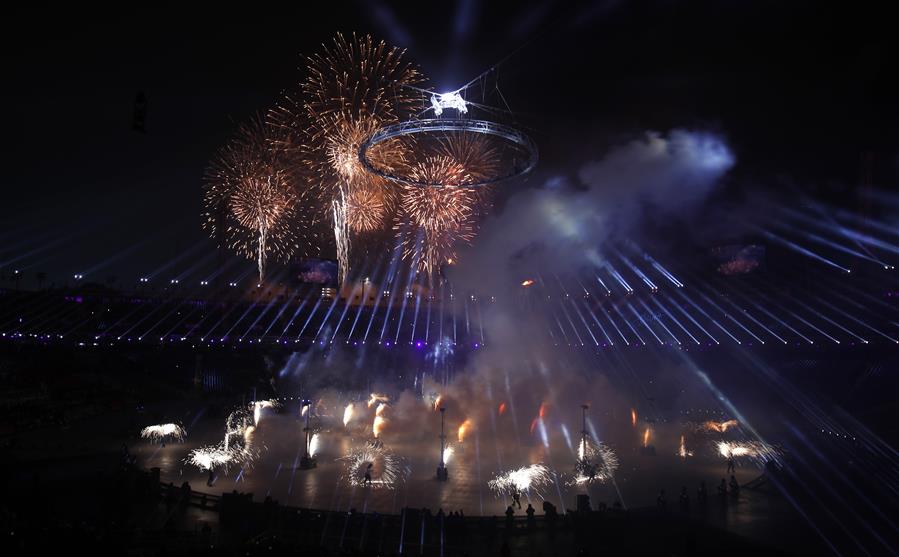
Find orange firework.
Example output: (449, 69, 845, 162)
(202, 116, 312, 280)
(498, 402, 507, 416)
(643, 427, 651, 448)
(395, 156, 487, 275)
(458, 418, 473, 443)
(268, 33, 424, 277)
(373, 402, 387, 438)
(631, 408, 637, 427)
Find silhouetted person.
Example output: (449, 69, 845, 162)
(363, 463, 373, 486)
(526, 503, 536, 530)
(657, 489, 667, 509)
(727, 456, 736, 474)
(697, 481, 707, 504)
(729, 475, 740, 496)
(505, 505, 515, 527)
(717, 478, 728, 498)
(679, 486, 690, 511)
(207, 468, 216, 487)
(511, 489, 522, 509)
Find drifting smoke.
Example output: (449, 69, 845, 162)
(450, 129, 734, 294)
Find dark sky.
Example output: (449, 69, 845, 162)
(2, 0, 897, 284)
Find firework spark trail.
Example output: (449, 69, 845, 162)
(340, 442, 408, 489)
(373, 402, 388, 438)
(203, 117, 308, 281)
(717, 440, 782, 463)
(140, 423, 186, 443)
(678, 435, 693, 458)
(269, 33, 423, 278)
(570, 438, 619, 485)
(343, 403, 355, 427)
(488, 464, 553, 497)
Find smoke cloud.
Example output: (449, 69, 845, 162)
(449, 129, 735, 295)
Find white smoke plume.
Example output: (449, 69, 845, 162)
(450, 129, 735, 294)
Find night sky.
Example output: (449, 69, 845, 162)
(3, 1, 896, 284)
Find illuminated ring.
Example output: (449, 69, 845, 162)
(359, 119, 538, 187)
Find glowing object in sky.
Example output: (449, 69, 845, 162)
(521, 279, 535, 287)
(140, 423, 186, 443)
(643, 427, 651, 448)
(430, 91, 468, 116)
(631, 408, 637, 427)
(498, 402, 507, 416)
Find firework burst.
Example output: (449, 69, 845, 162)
(394, 156, 489, 275)
(716, 440, 782, 463)
(570, 438, 619, 485)
(488, 463, 553, 497)
(269, 33, 423, 281)
(340, 441, 408, 489)
(203, 117, 310, 280)
(140, 423, 186, 443)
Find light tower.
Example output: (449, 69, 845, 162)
(300, 399, 317, 469)
(436, 406, 448, 481)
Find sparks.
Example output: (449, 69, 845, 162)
(343, 403, 354, 427)
(140, 423, 186, 443)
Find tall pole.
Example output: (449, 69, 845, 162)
(300, 399, 316, 469)
(440, 407, 446, 466)
(580, 404, 589, 461)
(437, 407, 448, 480)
